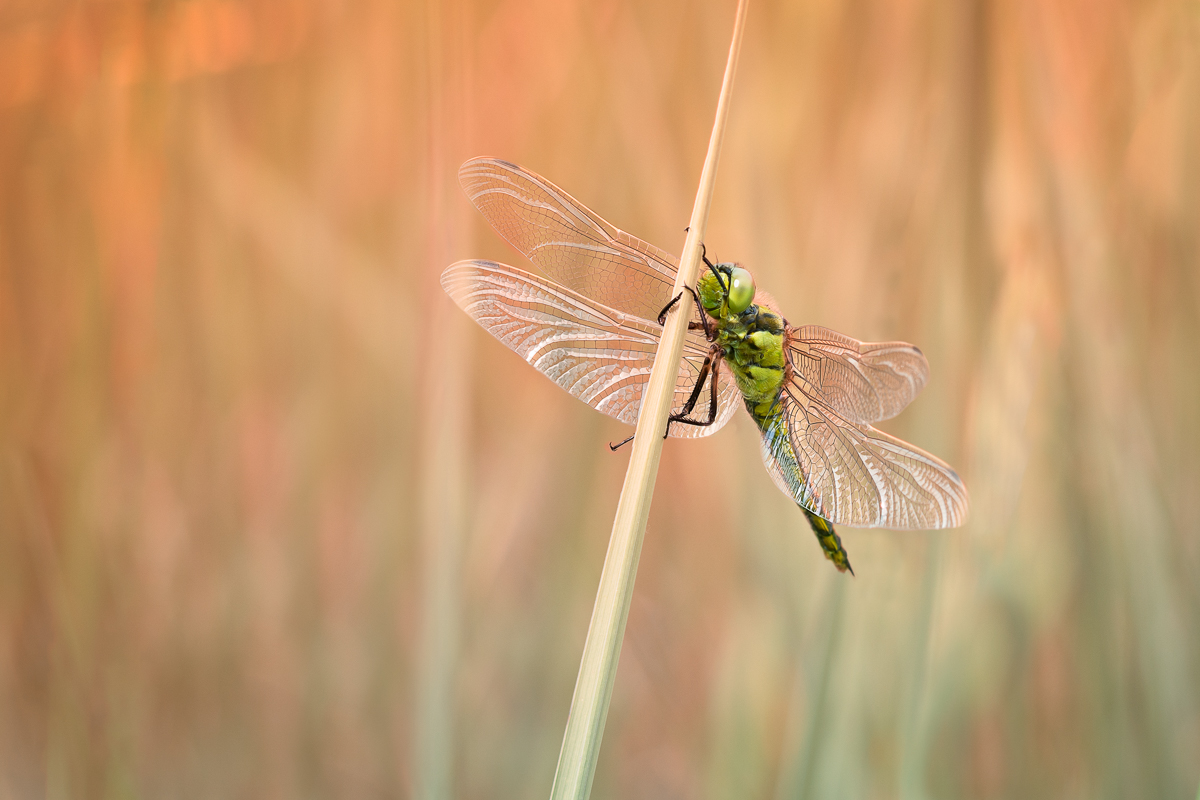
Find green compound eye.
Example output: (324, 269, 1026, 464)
(726, 267, 756, 313)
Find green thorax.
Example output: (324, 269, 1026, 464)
(697, 265, 788, 421)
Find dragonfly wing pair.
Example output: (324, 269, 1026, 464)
(760, 325, 968, 529)
(444, 158, 741, 438)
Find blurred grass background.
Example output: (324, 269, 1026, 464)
(1, 0, 1198, 797)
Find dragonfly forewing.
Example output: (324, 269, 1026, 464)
(442, 260, 740, 437)
(459, 158, 680, 321)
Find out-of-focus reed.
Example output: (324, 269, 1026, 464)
(0, 1, 1196, 798)
(414, 2, 470, 799)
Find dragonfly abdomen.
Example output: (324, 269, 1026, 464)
(800, 508, 853, 575)
(754, 405, 854, 574)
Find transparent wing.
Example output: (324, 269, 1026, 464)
(459, 158, 678, 321)
(442, 260, 740, 438)
(758, 379, 969, 529)
(787, 325, 929, 425)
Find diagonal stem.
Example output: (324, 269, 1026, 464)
(547, 2, 749, 798)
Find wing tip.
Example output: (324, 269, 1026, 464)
(440, 259, 508, 299)
(457, 157, 523, 199)
(458, 156, 521, 181)
(459, 155, 512, 168)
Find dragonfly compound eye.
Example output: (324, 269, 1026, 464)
(727, 267, 756, 313)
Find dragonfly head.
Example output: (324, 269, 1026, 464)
(699, 262, 756, 318)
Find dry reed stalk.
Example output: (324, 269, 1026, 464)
(548, 1, 749, 797)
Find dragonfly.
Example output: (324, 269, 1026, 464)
(442, 158, 969, 573)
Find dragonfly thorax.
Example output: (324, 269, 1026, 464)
(695, 264, 789, 414)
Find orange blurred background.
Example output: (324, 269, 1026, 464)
(1, 0, 1198, 797)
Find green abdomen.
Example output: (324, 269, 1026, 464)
(754, 404, 855, 574)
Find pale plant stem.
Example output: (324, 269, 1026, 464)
(548, 2, 749, 798)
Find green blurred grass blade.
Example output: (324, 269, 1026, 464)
(774, 576, 846, 800)
(898, 537, 944, 800)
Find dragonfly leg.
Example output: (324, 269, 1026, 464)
(609, 350, 705, 452)
(608, 433, 635, 452)
(656, 291, 685, 326)
(655, 243, 721, 337)
(687, 286, 715, 340)
(610, 350, 720, 451)
(665, 356, 711, 436)
(657, 289, 714, 345)
(656, 286, 714, 341)
(663, 352, 721, 438)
